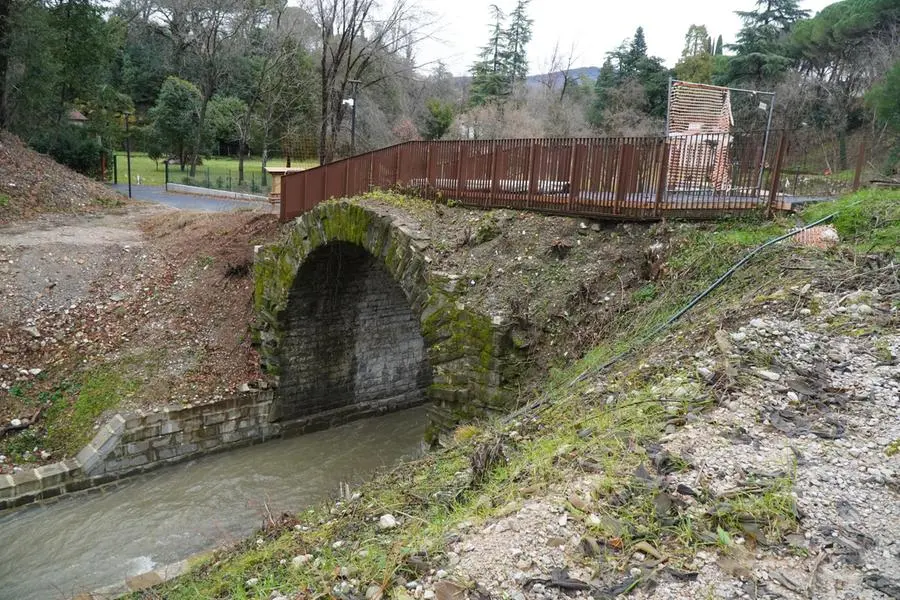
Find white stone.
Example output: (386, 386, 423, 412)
(9, 418, 21, 428)
(246, 578, 259, 586)
(291, 554, 312, 568)
(378, 514, 398, 530)
(756, 369, 781, 382)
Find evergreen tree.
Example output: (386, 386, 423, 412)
(503, 0, 532, 83)
(469, 5, 509, 105)
(620, 27, 647, 77)
(588, 57, 616, 126)
(714, 35, 724, 55)
(725, 0, 809, 86)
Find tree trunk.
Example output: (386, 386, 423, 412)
(238, 144, 245, 184)
(0, 0, 11, 127)
(190, 94, 210, 177)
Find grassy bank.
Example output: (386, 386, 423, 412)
(118, 191, 896, 598)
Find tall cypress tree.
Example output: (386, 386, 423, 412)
(502, 0, 532, 83)
(469, 5, 509, 106)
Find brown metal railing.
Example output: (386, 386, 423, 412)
(280, 131, 788, 222)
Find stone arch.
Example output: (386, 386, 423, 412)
(252, 200, 514, 437)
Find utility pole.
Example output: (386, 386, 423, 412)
(348, 79, 361, 156)
(124, 112, 132, 198)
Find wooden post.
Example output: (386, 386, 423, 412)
(488, 140, 498, 207)
(613, 143, 631, 214)
(425, 144, 433, 191)
(344, 158, 351, 196)
(766, 133, 788, 218)
(527, 140, 539, 205)
(852, 143, 865, 191)
(525, 140, 537, 206)
(567, 139, 587, 211)
(653, 141, 669, 218)
(455, 142, 464, 199)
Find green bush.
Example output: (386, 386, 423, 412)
(31, 125, 104, 177)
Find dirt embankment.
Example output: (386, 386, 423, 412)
(0, 131, 125, 224)
(0, 207, 279, 470)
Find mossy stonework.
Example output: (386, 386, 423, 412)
(253, 200, 517, 440)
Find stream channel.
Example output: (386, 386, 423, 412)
(0, 406, 429, 600)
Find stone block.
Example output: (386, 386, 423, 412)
(125, 440, 150, 456)
(126, 571, 164, 591)
(142, 412, 164, 426)
(220, 420, 238, 434)
(150, 434, 174, 448)
(195, 424, 219, 439)
(0, 474, 15, 500)
(11, 470, 41, 496)
(107, 414, 127, 435)
(175, 443, 199, 456)
(35, 462, 71, 489)
(160, 421, 183, 435)
(76, 444, 102, 474)
(156, 447, 178, 461)
(221, 431, 243, 444)
(203, 412, 226, 426)
(200, 438, 221, 451)
(181, 418, 202, 433)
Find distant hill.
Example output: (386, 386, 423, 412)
(525, 66, 601, 87)
(451, 66, 601, 88)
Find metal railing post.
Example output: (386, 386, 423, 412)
(766, 133, 788, 218)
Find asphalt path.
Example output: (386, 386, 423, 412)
(110, 184, 275, 213)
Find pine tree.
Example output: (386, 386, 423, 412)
(726, 0, 809, 86)
(619, 27, 648, 78)
(588, 57, 616, 126)
(502, 0, 533, 83)
(469, 5, 510, 106)
(714, 35, 724, 55)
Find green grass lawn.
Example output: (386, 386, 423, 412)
(114, 153, 318, 190)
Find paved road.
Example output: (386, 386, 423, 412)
(111, 184, 275, 213)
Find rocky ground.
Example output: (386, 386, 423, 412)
(424, 285, 899, 600)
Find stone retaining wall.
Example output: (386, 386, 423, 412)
(165, 182, 268, 202)
(0, 390, 276, 512)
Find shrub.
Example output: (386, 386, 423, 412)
(31, 125, 104, 177)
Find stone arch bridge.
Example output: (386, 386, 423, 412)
(252, 200, 518, 439)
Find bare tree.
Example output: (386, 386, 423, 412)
(310, 0, 427, 163)
(540, 40, 579, 101)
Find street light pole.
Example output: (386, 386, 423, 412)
(124, 112, 132, 199)
(348, 79, 361, 156)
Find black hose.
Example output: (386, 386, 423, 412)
(505, 211, 838, 421)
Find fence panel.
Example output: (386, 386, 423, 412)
(279, 132, 790, 221)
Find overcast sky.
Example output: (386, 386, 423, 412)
(413, 0, 835, 76)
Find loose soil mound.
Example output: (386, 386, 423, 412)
(0, 208, 279, 468)
(0, 131, 124, 224)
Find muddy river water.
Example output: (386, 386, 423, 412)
(0, 406, 429, 600)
